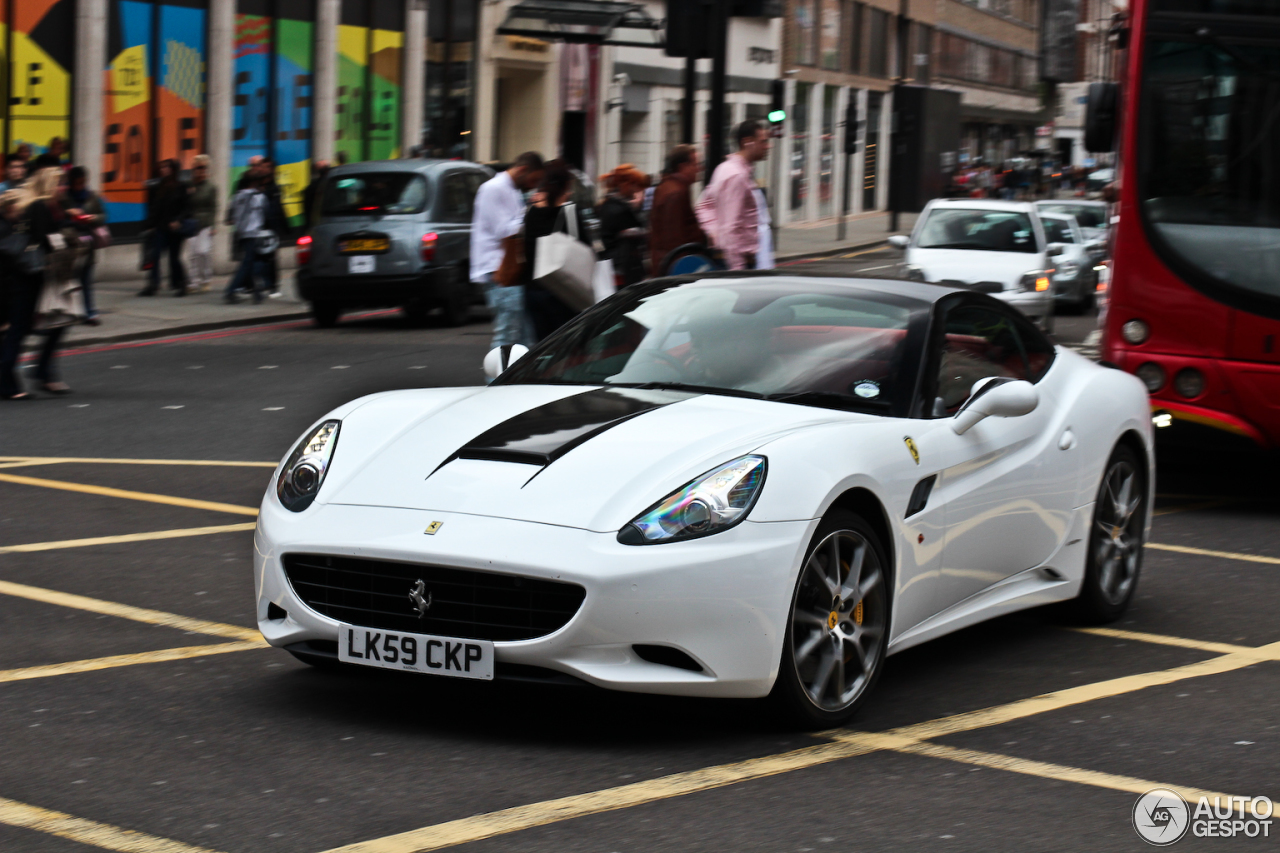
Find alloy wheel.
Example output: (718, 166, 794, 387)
(1094, 459, 1143, 606)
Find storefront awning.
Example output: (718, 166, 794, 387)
(496, 0, 664, 48)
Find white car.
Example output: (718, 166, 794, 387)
(1039, 211, 1102, 313)
(890, 199, 1061, 332)
(1035, 199, 1109, 244)
(254, 275, 1153, 727)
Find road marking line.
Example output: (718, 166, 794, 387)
(1152, 499, 1232, 517)
(0, 580, 260, 642)
(319, 739, 882, 853)
(0, 523, 257, 554)
(324, 640, 1280, 852)
(840, 246, 888, 259)
(0, 473, 259, 516)
(0, 795, 225, 853)
(0, 461, 59, 470)
(0, 456, 277, 468)
(1147, 542, 1280, 566)
(1072, 626, 1269, 658)
(0, 641, 267, 684)
(840, 733, 1256, 813)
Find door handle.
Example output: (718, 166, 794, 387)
(1058, 427, 1076, 450)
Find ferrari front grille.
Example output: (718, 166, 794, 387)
(282, 554, 586, 641)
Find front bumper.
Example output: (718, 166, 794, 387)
(994, 289, 1053, 320)
(254, 499, 815, 698)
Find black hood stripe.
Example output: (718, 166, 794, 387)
(451, 387, 696, 467)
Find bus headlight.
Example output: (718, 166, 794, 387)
(1175, 368, 1205, 399)
(1122, 319, 1150, 344)
(1135, 362, 1166, 392)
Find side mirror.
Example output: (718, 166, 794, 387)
(483, 344, 529, 380)
(952, 378, 1039, 435)
(1046, 243, 1066, 257)
(888, 235, 909, 250)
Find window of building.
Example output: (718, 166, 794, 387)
(868, 10, 890, 78)
(794, 0, 818, 66)
(936, 31, 1031, 91)
(846, 1, 863, 74)
(819, 86, 837, 218)
(819, 0, 842, 71)
(425, 0, 476, 161)
(912, 23, 933, 83)
(791, 82, 811, 211)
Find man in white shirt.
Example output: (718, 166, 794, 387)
(471, 151, 545, 349)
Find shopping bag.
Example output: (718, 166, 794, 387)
(34, 277, 86, 330)
(533, 203, 596, 312)
(591, 257, 616, 303)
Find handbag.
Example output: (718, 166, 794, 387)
(92, 225, 112, 250)
(494, 234, 524, 287)
(533, 203, 596, 312)
(591, 257, 617, 303)
(34, 276, 86, 330)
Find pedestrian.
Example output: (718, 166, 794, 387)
(258, 157, 287, 297)
(648, 144, 707, 276)
(185, 154, 218, 293)
(0, 167, 72, 399)
(523, 159, 592, 341)
(301, 160, 331, 228)
(140, 159, 190, 296)
(225, 173, 270, 304)
(695, 120, 774, 271)
(596, 164, 649, 287)
(0, 155, 27, 193)
(61, 166, 107, 324)
(469, 151, 544, 350)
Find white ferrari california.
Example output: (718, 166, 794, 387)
(254, 274, 1153, 726)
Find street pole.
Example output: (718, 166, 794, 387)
(705, 0, 729, 182)
(682, 54, 696, 144)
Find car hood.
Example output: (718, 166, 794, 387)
(319, 384, 855, 532)
(907, 248, 1043, 289)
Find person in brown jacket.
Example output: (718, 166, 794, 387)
(648, 144, 707, 276)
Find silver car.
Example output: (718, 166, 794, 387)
(297, 160, 491, 327)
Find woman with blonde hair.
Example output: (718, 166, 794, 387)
(0, 165, 72, 399)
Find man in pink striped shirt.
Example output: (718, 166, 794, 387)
(695, 121, 773, 270)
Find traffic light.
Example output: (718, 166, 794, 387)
(768, 79, 786, 123)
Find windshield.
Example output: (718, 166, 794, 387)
(321, 173, 429, 216)
(1041, 217, 1077, 244)
(1039, 203, 1106, 230)
(498, 279, 920, 415)
(1139, 32, 1280, 308)
(916, 209, 1038, 253)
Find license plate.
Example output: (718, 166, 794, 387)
(348, 255, 376, 274)
(337, 623, 494, 680)
(341, 238, 389, 253)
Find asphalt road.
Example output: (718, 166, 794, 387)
(1, 261, 1276, 853)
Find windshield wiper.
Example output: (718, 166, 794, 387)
(609, 381, 765, 399)
(766, 391, 889, 413)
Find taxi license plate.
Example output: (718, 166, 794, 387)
(341, 238, 389, 253)
(337, 623, 494, 680)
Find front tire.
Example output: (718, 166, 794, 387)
(771, 509, 890, 729)
(1071, 444, 1147, 623)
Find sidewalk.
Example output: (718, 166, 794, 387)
(44, 210, 916, 349)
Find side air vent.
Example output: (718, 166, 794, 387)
(905, 475, 937, 518)
(633, 644, 704, 672)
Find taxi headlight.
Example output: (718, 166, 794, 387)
(618, 456, 766, 545)
(277, 420, 341, 512)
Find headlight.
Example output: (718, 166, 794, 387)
(905, 265, 926, 282)
(1122, 319, 1150, 344)
(617, 455, 766, 545)
(1054, 261, 1079, 280)
(1020, 271, 1051, 292)
(1135, 362, 1166, 393)
(277, 420, 341, 512)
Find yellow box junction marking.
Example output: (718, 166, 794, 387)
(0, 456, 277, 468)
(0, 523, 257, 554)
(1146, 541, 1280, 566)
(0, 641, 266, 684)
(0, 795, 225, 853)
(0, 579, 259, 642)
(0, 472, 259, 517)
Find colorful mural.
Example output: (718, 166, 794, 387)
(2, 0, 75, 155)
(102, 0, 208, 235)
(337, 0, 402, 164)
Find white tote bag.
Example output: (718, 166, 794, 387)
(591, 257, 617, 303)
(533, 202, 596, 312)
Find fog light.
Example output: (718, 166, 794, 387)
(1174, 368, 1205, 399)
(1122, 319, 1150, 344)
(1152, 411, 1173, 429)
(1135, 362, 1166, 392)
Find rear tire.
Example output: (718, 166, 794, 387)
(1070, 443, 1146, 623)
(312, 301, 341, 328)
(439, 290, 471, 327)
(770, 509, 890, 729)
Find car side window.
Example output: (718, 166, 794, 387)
(1043, 218, 1075, 243)
(440, 173, 472, 223)
(932, 304, 1030, 417)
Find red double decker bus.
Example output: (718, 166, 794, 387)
(1091, 0, 1280, 449)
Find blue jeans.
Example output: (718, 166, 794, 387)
(482, 276, 533, 350)
(226, 240, 266, 301)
